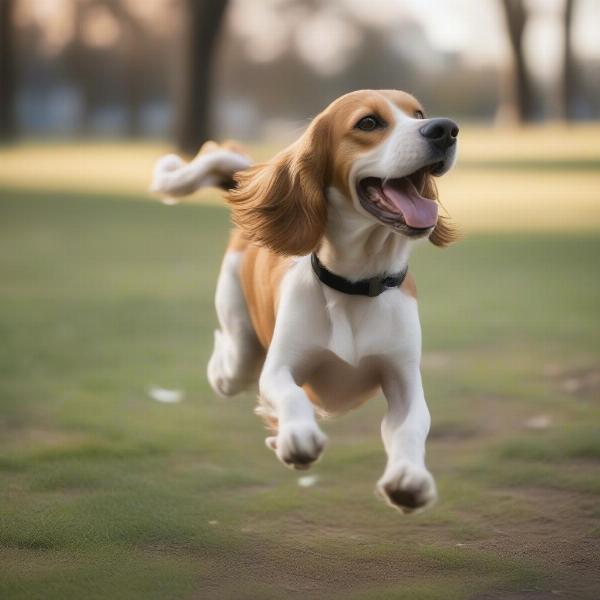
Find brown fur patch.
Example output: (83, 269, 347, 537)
(195, 140, 252, 190)
(401, 273, 418, 298)
(228, 118, 330, 256)
(421, 175, 459, 247)
(198, 139, 248, 157)
(238, 241, 292, 349)
(227, 228, 250, 252)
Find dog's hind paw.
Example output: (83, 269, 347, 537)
(377, 462, 437, 513)
(207, 330, 244, 397)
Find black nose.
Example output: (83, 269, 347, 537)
(419, 118, 459, 151)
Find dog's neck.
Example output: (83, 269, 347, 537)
(316, 187, 414, 281)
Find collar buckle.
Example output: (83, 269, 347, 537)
(368, 277, 384, 297)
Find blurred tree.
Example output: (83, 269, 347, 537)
(66, 0, 94, 134)
(65, 0, 147, 136)
(99, 0, 145, 137)
(561, 0, 577, 120)
(499, 0, 535, 123)
(175, 0, 229, 155)
(0, 0, 17, 140)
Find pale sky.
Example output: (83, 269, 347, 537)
(18, 0, 600, 82)
(230, 0, 600, 81)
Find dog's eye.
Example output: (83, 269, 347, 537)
(355, 115, 383, 131)
(415, 110, 425, 119)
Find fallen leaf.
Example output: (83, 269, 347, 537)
(148, 386, 183, 404)
(298, 475, 319, 488)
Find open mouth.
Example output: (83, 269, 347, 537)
(357, 163, 443, 236)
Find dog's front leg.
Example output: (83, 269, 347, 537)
(260, 365, 327, 470)
(377, 361, 437, 513)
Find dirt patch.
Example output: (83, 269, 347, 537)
(464, 486, 600, 599)
(474, 592, 564, 599)
(544, 364, 600, 399)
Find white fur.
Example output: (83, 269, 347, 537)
(255, 251, 435, 509)
(150, 149, 252, 199)
(207, 251, 263, 397)
(205, 100, 455, 512)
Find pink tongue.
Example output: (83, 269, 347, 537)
(382, 179, 438, 229)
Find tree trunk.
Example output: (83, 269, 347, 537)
(499, 0, 535, 123)
(123, 28, 143, 137)
(100, 0, 144, 137)
(561, 0, 577, 120)
(0, 0, 17, 141)
(175, 0, 229, 156)
(68, 0, 94, 135)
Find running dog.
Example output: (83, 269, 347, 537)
(151, 90, 459, 512)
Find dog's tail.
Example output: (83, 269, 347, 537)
(150, 140, 253, 202)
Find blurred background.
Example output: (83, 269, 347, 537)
(3, 0, 600, 142)
(1, 0, 600, 230)
(1, 2, 599, 599)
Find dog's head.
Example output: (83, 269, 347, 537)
(229, 90, 458, 255)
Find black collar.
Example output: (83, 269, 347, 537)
(311, 253, 408, 297)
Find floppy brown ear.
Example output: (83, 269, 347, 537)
(227, 120, 329, 256)
(423, 175, 459, 247)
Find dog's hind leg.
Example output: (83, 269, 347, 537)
(207, 251, 263, 397)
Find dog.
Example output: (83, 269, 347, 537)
(151, 90, 459, 513)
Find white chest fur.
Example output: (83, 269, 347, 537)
(268, 257, 423, 414)
(322, 283, 421, 366)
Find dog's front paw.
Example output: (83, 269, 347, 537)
(266, 421, 327, 470)
(377, 463, 437, 513)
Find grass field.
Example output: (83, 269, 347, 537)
(1, 130, 599, 599)
(1, 124, 600, 232)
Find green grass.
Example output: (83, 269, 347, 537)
(1, 186, 599, 599)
